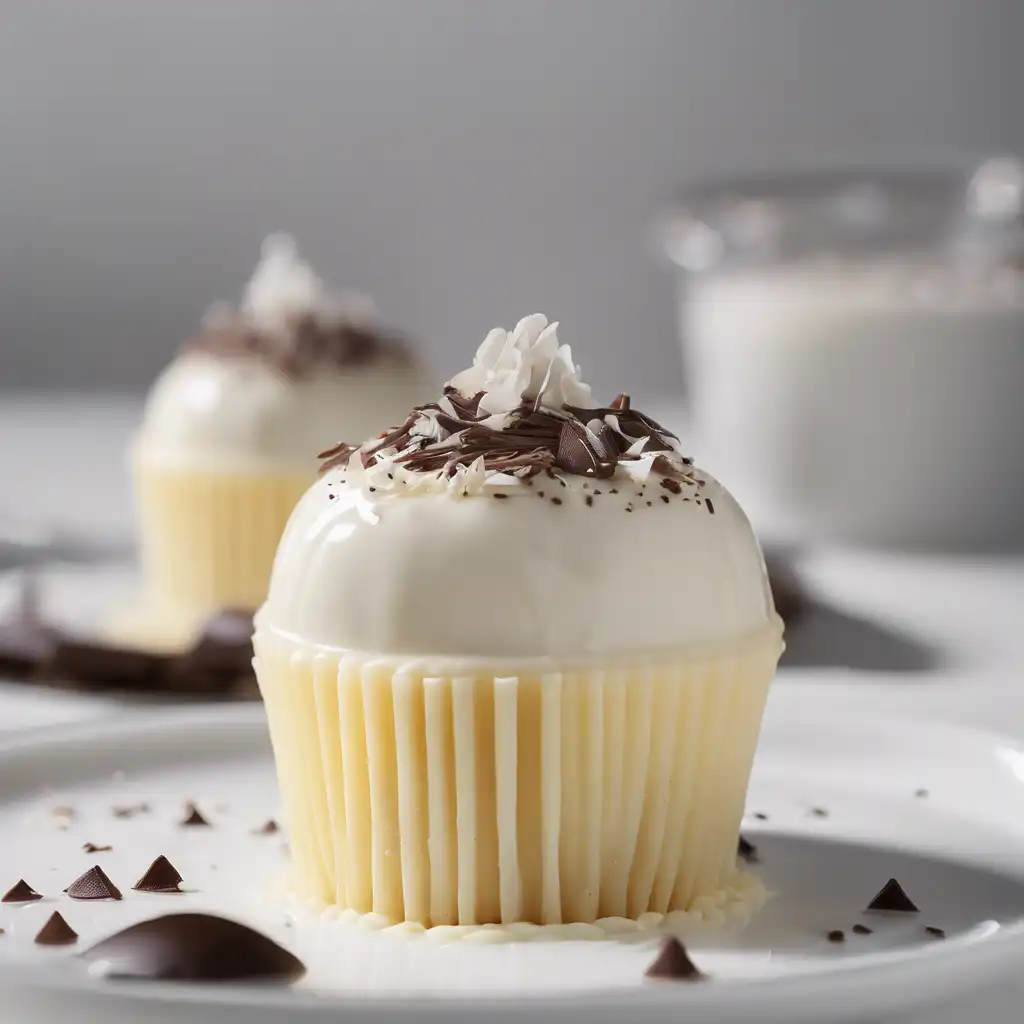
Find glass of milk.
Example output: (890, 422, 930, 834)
(662, 161, 1024, 550)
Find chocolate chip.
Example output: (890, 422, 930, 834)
(925, 926, 946, 939)
(180, 802, 210, 827)
(737, 836, 758, 863)
(65, 865, 122, 901)
(81, 913, 306, 983)
(35, 912, 77, 946)
(866, 878, 919, 913)
(251, 820, 280, 836)
(644, 937, 705, 981)
(827, 930, 845, 943)
(2, 878, 43, 903)
(133, 856, 184, 894)
(82, 843, 113, 854)
(852, 924, 873, 935)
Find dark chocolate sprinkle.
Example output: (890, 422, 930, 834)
(705, 498, 716, 515)
(914, 788, 929, 798)
(82, 843, 113, 854)
(660, 478, 682, 495)
(35, 912, 77, 946)
(493, 493, 508, 500)
(65, 865, 122, 901)
(753, 812, 769, 821)
(661, 495, 670, 503)
(925, 926, 946, 939)
(180, 803, 211, 827)
(133, 856, 184, 894)
(810, 807, 829, 818)
(80, 913, 306, 983)
(827, 930, 845, 943)
(737, 836, 758, 863)
(866, 878, 919, 913)
(113, 803, 150, 819)
(550, 497, 563, 506)
(2, 878, 43, 903)
(852, 924, 873, 935)
(252, 819, 280, 836)
(644, 937, 705, 981)
(585, 495, 594, 507)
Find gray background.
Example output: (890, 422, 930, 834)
(0, 0, 1021, 398)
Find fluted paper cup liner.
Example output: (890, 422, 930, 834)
(255, 628, 782, 927)
(134, 458, 310, 618)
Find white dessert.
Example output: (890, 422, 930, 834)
(254, 315, 782, 929)
(137, 235, 433, 473)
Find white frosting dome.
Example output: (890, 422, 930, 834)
(259, 315, 779, 659)
(137, 236, 433, 471)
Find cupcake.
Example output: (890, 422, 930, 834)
(110, 236, 433, 652)
(255, 313, 783, 927)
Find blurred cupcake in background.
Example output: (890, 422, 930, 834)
(108, 235, 434, 652)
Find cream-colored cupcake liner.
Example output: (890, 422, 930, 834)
(134, 458, 310, 620)
(255, 627, 781, 928)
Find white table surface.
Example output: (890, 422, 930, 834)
(1, 393, 1023, 1023)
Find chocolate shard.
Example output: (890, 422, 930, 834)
(866, 878, 919, 913)
(251, 819, 280, 836)
(35, 911, 78, 946)
(2, 878, 43, 903)
(180, 802, 210, 827)
(737, 836, 758, 863)
(925, 925, 946, 939)
(44, 639, 170, 690)
(133, 856, 184, 894)
(851, 924, 873, 935)
(80, 913, 306, 983)
(65, 865, 122, 901)
(644, 937, 705, 981)
(177, 609, 254, 678)
(554, 419, 617, 480)
(827, 929, 845, 943)
(82, 843, 113, 854)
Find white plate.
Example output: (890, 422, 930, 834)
(2, 690, 1024, 1024)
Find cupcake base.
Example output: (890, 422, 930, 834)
(255, 626, 782, 927)
(135, 457, 310, 615)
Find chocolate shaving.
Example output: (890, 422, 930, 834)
(660, 477, 682, 495)
(180, 802, 210, 827)
(852, 924, 873, 935)
(187, 312, 408, 379)
(252, 819, 280, 836)
(2, 878, 43, 903)
(644, 937, 705, 981)
(65, 865, 122, 901)
(866, 878, 919, 913)
(82, 843, 113, 854)
(113, 802, 150, 819)
(925, 926, 946, 939)
(35, 912, 77, 946)
(827, 930, 845, 943)
(737, 836, 758, 863)
(555, 419, 617, 479)
(133, 856, 184, 894)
